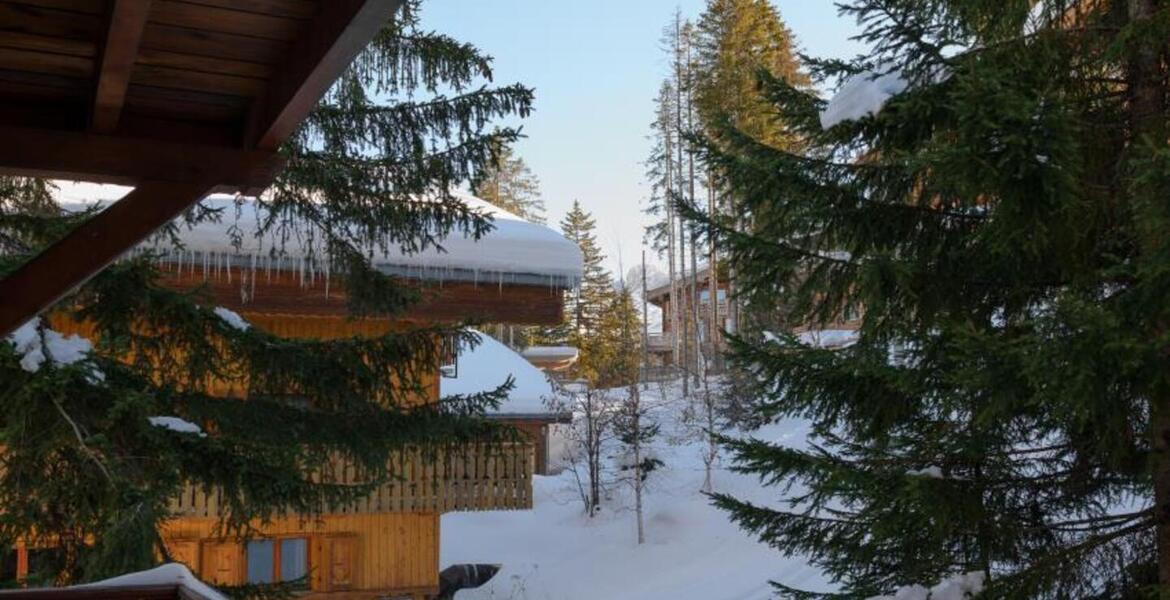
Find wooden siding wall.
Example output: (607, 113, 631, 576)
(506, 421, 550, 475)
(44, 312, 440, 407)
(241, 313, 439, 407)
(157, 267, 568, 325)
(162, 512, 440, 596)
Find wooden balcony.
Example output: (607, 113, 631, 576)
(169, 443, 533, 518)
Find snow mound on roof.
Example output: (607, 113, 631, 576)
(441, 330, 556, 415)
(520, 346, 578, 359)
(866, 571, 985, 600)
(820, 68, 908, 129)
(147, 191, 583, 285)
(78, 563, 226, 600)
(797, 329, 859, 349)
(149, 416, 207, 437)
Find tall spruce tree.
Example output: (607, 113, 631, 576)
(547, 201, 611, 344)
(472, 142, 546, 224)
(692, 0, 810, 341)
(692, 0, 809, 148)
(685, 0, 1170, 597)
(0, 1, 530, 585)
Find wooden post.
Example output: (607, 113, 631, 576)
(0, 181, 215, 336)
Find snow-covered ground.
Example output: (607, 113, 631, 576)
(441, 380, 832, 600)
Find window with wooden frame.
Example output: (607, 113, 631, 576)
(245, 537, 310, 585)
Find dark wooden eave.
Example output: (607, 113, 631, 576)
(0, 0, 405, 336)
(158, 267, 571, 326)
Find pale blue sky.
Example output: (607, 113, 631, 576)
(421, 1, 863, 275)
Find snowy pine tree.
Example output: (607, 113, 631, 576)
(685, 0, 1170, 597)
(472, 142, 547, 225)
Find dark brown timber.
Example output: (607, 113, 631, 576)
(0, 181, 216, 335)
(245, 0, 403, 149)
(0, 126, 282, 189)
(91, 0, 150, 133)
(0, 0, 405, 336)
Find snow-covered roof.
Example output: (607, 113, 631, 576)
(441, 330, 560, 417)
(62, 188, 583, 288)
(797, 329, 859, 349)
(75, 564, 226, 600)
(520, 346, 578, 360)
(820, 67, 908, 129)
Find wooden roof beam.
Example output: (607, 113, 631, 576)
(0, 180, 218, 336)
(0, 126, 282, 190)
(92, 0, 152, 134)
(245, 0, 404, 150)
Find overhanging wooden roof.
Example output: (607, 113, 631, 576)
(0, 0, 403, 336)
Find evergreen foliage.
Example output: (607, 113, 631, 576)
(472, 142, 546, 224)
(579, 289, 642, 389)
(692, 0, 809, 148)
(534, 200, 611, 349)
(0, 0, 529, 585)
(684, 0, 1170, 597)
(644, 79, 681, 255)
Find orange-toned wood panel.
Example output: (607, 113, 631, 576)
(169, 442, 535, 517)
(505, 421, 550, 475)
(44, 312, 439, 408)
(163, 512, 440, 595)
(157, 267, 568, 325)
(200, 541, 244, 585)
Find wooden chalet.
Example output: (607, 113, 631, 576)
(441, 330, 573, 476)
(24, 193, 583, 599)
(644, 265, 730, 368)
(0, 3, 586, 598)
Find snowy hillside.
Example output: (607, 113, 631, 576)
(441, 381, 832, 600)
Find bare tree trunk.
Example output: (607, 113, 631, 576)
(674, 13, 689, 397)
(664, 109, 680, 371)
(642, 250, 649, 376)
(630, 378, 645, 544)
(708, 174, 720, 372)
(685, 33, 701, 387)
(701, 372, 717, 494)
(584, 390, 604, 516)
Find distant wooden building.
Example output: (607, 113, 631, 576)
(645, 266, 862, 368)
(644, 265, 730, 368)
(442, 331, 572, 476)
(34, 194, 583, 600)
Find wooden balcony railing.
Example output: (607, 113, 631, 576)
(169, 443, 533, 518)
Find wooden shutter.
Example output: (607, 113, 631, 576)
(328, 535, 358, 591)
(311, 534, 359, 592)
(167, 540, 200, 573)
(200, 541, 243, 585)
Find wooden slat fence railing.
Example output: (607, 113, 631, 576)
(168, 442, 533, 518)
